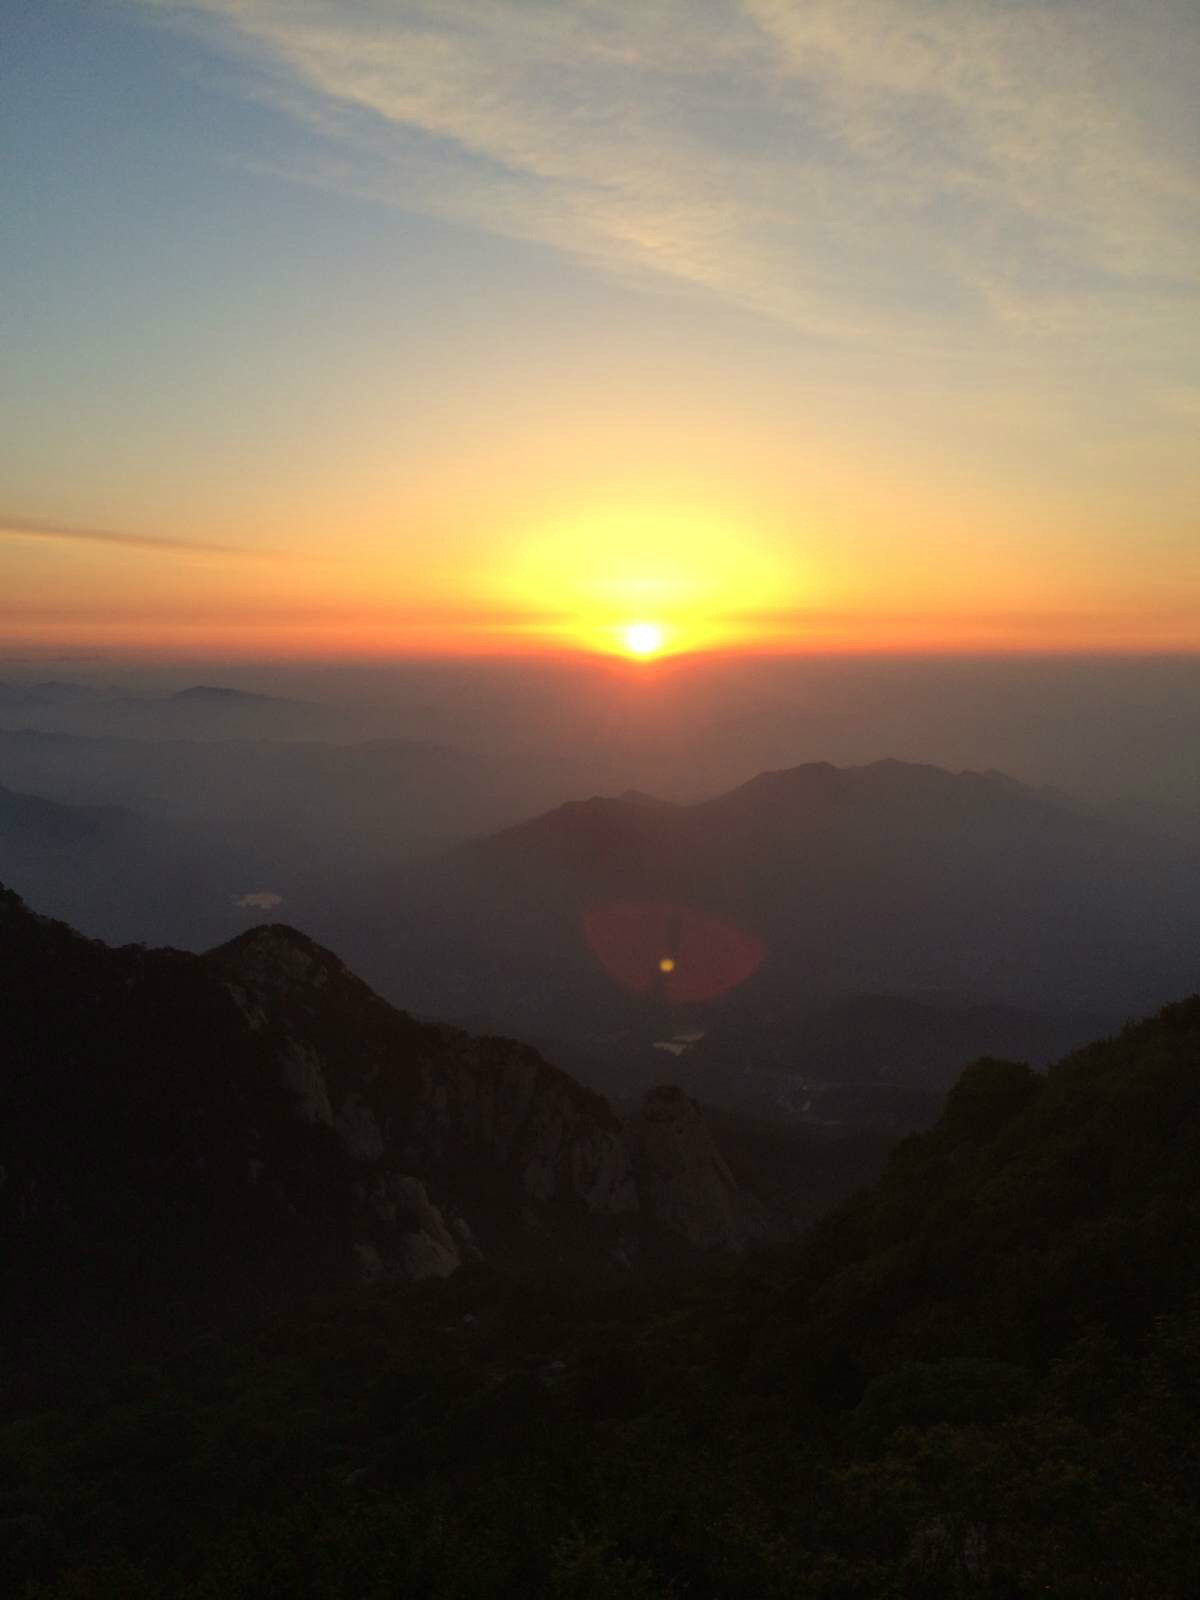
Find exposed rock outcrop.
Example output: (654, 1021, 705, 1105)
(628, 1085, 745, 1250)
(410, 1038, 638, 1214)
(354, 1173, 464, 1281)
(222, 925, 757, 1264)
(214, 924, 643, 1269)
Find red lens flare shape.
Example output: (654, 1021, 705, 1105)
(582, 901, 764, 1005)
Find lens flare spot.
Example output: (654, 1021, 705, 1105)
(583, 902, 765, 1004)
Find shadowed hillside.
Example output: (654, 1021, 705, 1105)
(4, 955, 1200, 1594)
(0, 885, 759, 1373)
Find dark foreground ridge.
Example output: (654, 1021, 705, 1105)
(3, 883, 1200, 1595)
(0, 884, 753, 1365)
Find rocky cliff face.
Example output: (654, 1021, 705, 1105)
(214, 924, 753, 1277)
(629, 1085, 746, 1251)
(0, 889, 748, 1357)
(211, 924, 644, 1283)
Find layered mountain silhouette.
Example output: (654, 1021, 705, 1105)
(0, 679, 332, 740)
(0, 781, 234, 948)
(0, 729, 528, 947)
(353, 760, 1199, 1072)
(0, 728, 484, 842)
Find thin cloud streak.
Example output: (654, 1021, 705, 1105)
(0, 516, 246, 557)
(148, 0, 1200, 376)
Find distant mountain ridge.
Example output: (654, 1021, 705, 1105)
(0, 780, 221, 949)
(0, 678, 336, 743)
(361, 758, 1198, 1057)
(168, 683, 306, 706)
(0, 727, 517, 937)
(0, 679, 307, 710)
(464, 758, 1114, 890)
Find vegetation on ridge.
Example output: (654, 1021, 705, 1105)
(4, 949, 1200, 1595)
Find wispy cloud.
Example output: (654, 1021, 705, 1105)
(146, 0, 1199, 377)
(234, 889, 284, 911)
(0, 515, 244, 556)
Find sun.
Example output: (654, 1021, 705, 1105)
(622, 620, 664, 657)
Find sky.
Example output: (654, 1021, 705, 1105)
(2, 0, 1198, 658)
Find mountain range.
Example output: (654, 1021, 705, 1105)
(0, 680, 333, 740)
(346, 759, 1197, 1080)
(4, 751, 1191, 1137)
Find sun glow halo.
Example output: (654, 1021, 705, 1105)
(623, 620, 664, 657)
(498, 503, 795, 657)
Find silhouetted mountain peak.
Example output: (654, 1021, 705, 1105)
(471, 758, 1093, 878)
(210, 921, 355, 992)
(471, 792, 673, 872)
(616, 788, 672, 807)
(712, 757, 1040, 811)
(170, 684, 277, 705)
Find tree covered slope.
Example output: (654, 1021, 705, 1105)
(3, 944, 1200, 1593)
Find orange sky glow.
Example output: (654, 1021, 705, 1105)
(3, 2, 1198, 661)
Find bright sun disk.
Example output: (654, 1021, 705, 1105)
(623, 620, 664, 657)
